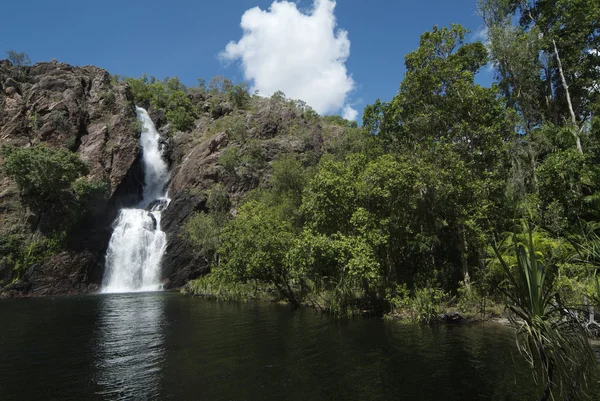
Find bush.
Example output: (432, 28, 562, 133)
(71, 178, 109, 217)
(165, 90, 196, 131)
(227, 84, 251, 109)
(209, 114, 247, 142)
(184, 273, 275, 302)
(0, 234, 64, 281)
(124, 75, 197, 131)
(241, 141, 267, 171)
(167, 106, 195, 131)
(410, 287, 448, 324)
(218, 200, 299, 305)
(2, 144, 108, 232)
(2, 144, 88, 204)
(206, 183, 230, 214)
(183, 212, 223, 263)
(271, 156, 307, 200)
(219, 147, 241, 172)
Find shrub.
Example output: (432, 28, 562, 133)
(0, 234, 64, 281)
(216, 115, 247, 143)
(99, 90, 116, 109)
(219, 147, 241, 172)
(206, 183, 230, 214)
(2, 144, 88, 204)
(410, 287, 448, 324)
(227, 84, 251, 109)
(165, 90, 196, 131)
(167, 106, 195, 131)
(71, 178, 109, 217)
(183, 212, 223, 262)
(2, 144, 108, 232)
(5, 50, 31, 68)
(241, 141, 267, 171)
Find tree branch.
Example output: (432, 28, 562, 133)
(553, 39, 583, 154)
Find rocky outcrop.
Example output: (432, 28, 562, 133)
(0, 60, 141, 199)
(0, 60, 143, 295)
(1, 59, 331, 296)
(160, 100, 324, 287)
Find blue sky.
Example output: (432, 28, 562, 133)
(1, 0, 492, 120)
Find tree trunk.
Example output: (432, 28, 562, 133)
(553, 39, 583, 154)
(459, 226, 470, 285)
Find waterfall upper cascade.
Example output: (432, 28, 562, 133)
(101, 107, 170, 293)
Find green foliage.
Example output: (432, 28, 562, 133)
(208, 76, 233, 94)
(2, 144, 88, 204)
(1, 144, 107, 233)
(210, 114, 247, 142)
(385, 283, 448, 323)
(184, 273, 276, 302)
(183, 185, 231, 266)
(271, 155, 307, 206)
(0, 234, 64, 281)
(71, 178, 109, 218)
(322, 115, 358, 128)
(226, 83, 251, 110)
(410, 287, 449, 324)
(240, 141, 267, 171)
(206, 183, 230, 214)
(218, 200, 299, 305)
(125, 75, 196, 131)
(5, 50, 31, 67)
(183, 212, 223, 263)
(165, 89, 196, 131)
(219, 147, 241, 173)
(179, 20, 600, 363)
(492, 222, 597, 400)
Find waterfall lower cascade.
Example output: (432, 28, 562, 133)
(101, 107, 170, 293)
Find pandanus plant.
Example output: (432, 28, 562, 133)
(492, 222, 596, 401)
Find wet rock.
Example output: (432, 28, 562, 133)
(146, 198, 168, 212)
(440, 312, 464, 324)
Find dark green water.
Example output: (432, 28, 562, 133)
(0, 292, 540, 400)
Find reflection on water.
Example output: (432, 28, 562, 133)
(93, 293, 165, 400)
(0, 293, 559, 400)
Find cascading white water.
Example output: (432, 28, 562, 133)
(101, 107, 170, 293)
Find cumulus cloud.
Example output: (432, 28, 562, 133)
(342, 105, 358, 121)
(221, 0, 356, 118)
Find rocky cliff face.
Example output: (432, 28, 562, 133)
(160, 97, 325, 288)
(0, 60, 143, 295)
(0, 60, 330, 296)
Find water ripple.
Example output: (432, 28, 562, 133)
(93, 293, 165, 400)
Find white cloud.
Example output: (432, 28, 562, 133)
(472, 26, 489, 44)
(221, 0, 355, 116)
(342, 105, 358, 121)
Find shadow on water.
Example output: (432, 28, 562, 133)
(92, 292, 166, 400)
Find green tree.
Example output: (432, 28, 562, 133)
(226, 83, 251, 109)
(2, 144, 107, 232)
(361, 24, 513, 284)
(2, 144, 88, 204)
(5, 50, 31, 67)
(218, 200, 299, 305)
(208, 76, 233, 94)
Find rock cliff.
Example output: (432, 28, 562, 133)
(0, 60, 142, 295)
(0, 60, 332, 296)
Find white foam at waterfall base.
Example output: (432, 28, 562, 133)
(101, 107, 170, 293)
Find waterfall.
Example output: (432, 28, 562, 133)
(101, 107, 170, 293)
